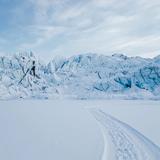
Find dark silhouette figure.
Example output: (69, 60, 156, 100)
(30, 61, 36, 77)
(19, 60, 40, 84)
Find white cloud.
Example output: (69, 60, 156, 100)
(28, 0, 60, 23)
(19, 25, 66, 51)
(3, 0, 160, 58)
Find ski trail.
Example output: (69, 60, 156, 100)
(90, 109, 160, 160)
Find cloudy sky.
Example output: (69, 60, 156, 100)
(0, 0, 160, 60)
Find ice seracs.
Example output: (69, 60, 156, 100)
(0, 52, 160, 99)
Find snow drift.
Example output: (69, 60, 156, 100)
(0, 52, 160, 99)
(90, 109, 160, 160)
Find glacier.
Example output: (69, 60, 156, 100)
(0, 52, 160, 100)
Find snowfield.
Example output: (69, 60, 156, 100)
(0, 100, 160, 160)
(91, 109, 160, 160)
(0, 101, 103, 160)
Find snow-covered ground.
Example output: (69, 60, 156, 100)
(0, 101, 103, 160)
(0, 100, 160, 160)
(90, 109, 160, 159)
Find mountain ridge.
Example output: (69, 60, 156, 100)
(0, 52, 160, 99)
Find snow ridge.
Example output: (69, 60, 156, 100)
(0, 52, 160, 99)
(90, 109, 160, 160)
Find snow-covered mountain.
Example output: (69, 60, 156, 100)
(0, 52, 160, 99)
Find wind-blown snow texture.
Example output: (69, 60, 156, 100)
(0, 52, 160, 99)
(90, 109, 160, 160)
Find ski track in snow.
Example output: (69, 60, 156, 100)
(90, 109, 160, 160)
